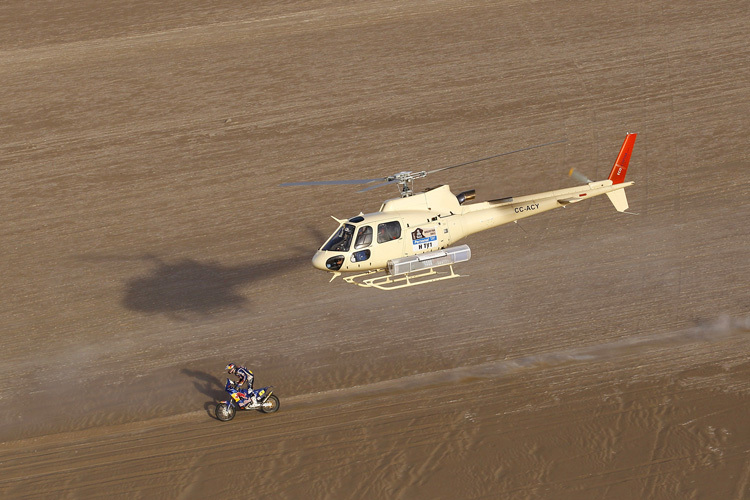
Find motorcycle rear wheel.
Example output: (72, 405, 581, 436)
(260, 395, 280, 414)
(216, 402, 236, 421)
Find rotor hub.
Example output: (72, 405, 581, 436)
(386, 171, 427, 197)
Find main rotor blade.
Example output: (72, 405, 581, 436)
(427, 139, 567, 175)
(357, 179, 399, 192)
(280, 178, 385, 187)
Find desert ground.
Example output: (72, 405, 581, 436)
(1, 0, 749, 498)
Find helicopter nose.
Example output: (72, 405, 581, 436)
(312, 251, 327, 271)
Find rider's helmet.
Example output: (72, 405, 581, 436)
(226, 363, 236, 374)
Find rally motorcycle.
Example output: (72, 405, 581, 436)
(215, 379, 280, 421)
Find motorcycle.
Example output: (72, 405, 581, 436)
(215, 378, 280, 421)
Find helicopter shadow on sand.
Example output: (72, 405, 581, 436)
(180, 368, 226, 418)
(80, 228, 324, 319)
(121, 253, 305, 318)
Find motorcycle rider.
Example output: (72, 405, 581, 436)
(226, 363, 256, 407)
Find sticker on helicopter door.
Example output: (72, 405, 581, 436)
(411, 227, 437, 252)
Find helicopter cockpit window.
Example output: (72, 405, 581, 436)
(377, 221, 402, 243)
(322, 224, 355, 252)
(354, 226, 373, 249)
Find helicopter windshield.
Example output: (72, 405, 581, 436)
(322, 224, 355, 252)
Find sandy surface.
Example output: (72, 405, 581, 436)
(1, 0, 749, 498)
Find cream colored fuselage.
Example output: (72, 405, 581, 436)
(312, 179, 633, 274)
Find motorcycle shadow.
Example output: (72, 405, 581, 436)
(204, 401, 222, 420)
(181, 368, 226, 420)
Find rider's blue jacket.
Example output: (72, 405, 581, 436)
(236, 366, 254, 390)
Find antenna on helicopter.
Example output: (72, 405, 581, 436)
(280, 139, 566, 198)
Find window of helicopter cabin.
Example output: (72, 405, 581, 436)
(354, 226, 373, 249)
(322, 224, 355, 252)
(377, 221, 401, 243)
(351, 249, 371, 262)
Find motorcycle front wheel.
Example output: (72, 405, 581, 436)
(260, 395, 280, 414)
(216, 402, 236, 421)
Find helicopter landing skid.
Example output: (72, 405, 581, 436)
(342, 265, 463, 290)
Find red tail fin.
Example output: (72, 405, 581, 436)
(608, 133, 637, 184)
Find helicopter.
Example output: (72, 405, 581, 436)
(281, 133, 637, 290)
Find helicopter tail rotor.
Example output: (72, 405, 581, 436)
(568, 168, 592, 184)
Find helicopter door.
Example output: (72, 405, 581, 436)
(376, 221, 402, 244)
(351, 226, 373, 262)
